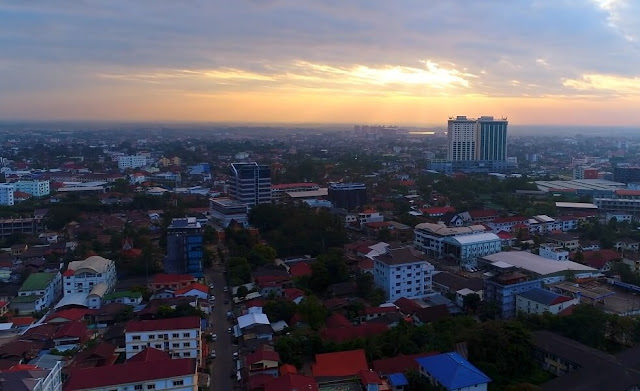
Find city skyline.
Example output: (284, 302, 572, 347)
(2, 1, 640, 125)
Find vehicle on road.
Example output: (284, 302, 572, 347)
(233, 352, 238, 359)
(210, 350, 216, 358)
(227, 327, 233, 334)
(212, 333, 217, 341)
(223, 287, 228, 292)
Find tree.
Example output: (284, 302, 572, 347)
(263, 300, 297, 323)
(236, 285, 249, 299)
(297, 296, 327, 330)
(463, 293, 481, 313)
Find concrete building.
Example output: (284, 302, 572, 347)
(413, 223, 487, 257)
(209, 198, 249, 228)
(539, 243, 570, 261)
(416, 352, 491, 391)
(228, 162, 271, 206)
(125, 316, 202, 362)
(595, 189, 640, 213)
(484, 271, 543, 319)
(0, 360, 62, 391)
(118, 155, 147, 170)
(165, 218, 203, 278)
(373, 247, 434, 302)
(475, 116, 508, 161)
(12, 272, 62, 314)
(0, 217, 44, 238)
(614, 165, 640, 184)
(447, 116, 476, 161)
(516, 288, 577, 315)
(0, 183, 15, 206)
(328, 182, 367, 210)
(63, 256, 117, 296)
(442, 232, 501, 266)
(14, 180, 50, 197)
(271, 182, 319, 203)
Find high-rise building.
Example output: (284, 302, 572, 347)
(446, 116, 508, 162)
(0, 183, 15, 206)
(228, 162, 271, 206)
(328, 182, 366, 210)
(164, 218, 203, 277)
(447, 116, 476, 161)
(475, 116, 508, 161)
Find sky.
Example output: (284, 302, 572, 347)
(2, 0, 640, 126)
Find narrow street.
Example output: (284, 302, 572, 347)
(206, 262, 236, 391)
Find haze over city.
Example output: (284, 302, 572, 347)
(3, 1, 640, 126)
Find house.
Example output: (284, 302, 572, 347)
(64, 352, 197, 391)
(545, 233, 580, 251)
(102, 291, 143, 306)
(11, 272, 62, 315)
(539, 243, 570, 261)
(124, 316, 202, 363)
(0, 360, 62, 391)
(360, 306, 399, 323)
(432, 271, 484, 297)
(174, 282, 209, 300)
(312, 349, 369, 380)
(468, 209, 499, 223)
(579, 239, 600, 252)
(393, 297, 422, 317)
(419, 206, 456, 218)
(45, 308, 91, 323)
(373, 247, 435, 302)
(412, 304, 449, 326)
(615, 238, 640, 253)
(264, 373, 318, 391)
(282, 288, 305, 304)
(287, 262, 312, 278)
(372, 352, 438, 376)
(52, 320, 89, 347)
(66, 341, 116, 369)
(575, 249, 621, 272)
(245, 350, 280, 377)
(148, 274, 196, 292)
(516, 288, 578, 315)
(237, 312, 273, 341)
(416, 352, 491, 391)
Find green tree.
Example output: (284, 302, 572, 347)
(236, 285, 249, 299)
(463, 293, 481, 313)
(297, 296, 327, 330)
(263, 300, 298, 323)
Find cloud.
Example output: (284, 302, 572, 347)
(563, 73, 640, 94)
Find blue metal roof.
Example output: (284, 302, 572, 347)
(416, 352, 491, 390)
(387, 373, 408, 386)
(517, 287, 566, 306)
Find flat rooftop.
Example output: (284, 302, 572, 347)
(481, 251, 598, 276)
(535, 179, 625, 192)
(548, 281, 615, 301)
(286, 188, 328, 198)
(555, 202, 599, 209)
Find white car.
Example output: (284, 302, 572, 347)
(233, 352, 238, 359)
(223, 287, 228, 293)
(211, 334, 217, 341)
(210, 350, 216, 358)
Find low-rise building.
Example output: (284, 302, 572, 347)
(63, 255, 117, 296)
(209, 197, 249, 228)
(125, 316, 202, 363)
(484, 271, 543, 319)
(516, 287, 577, 315)
(414, 223, 486, 257)
(539, 243, 570, 261)
(118, 155, 147, 170)
(442, 232, 501, 266)
(14, 180, 50, 197)
(0, 360, 62, 391)
(416, 352, 491, 391)
(373, 247, 434, 302)
(11, 272, 62, 315)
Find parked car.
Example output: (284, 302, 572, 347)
(210, 350, 216, 358)
(223, 287, 228, 293)
(211, 333, 217, 341)
(233, 352, 238, 359)
(227, 327, 233, 334)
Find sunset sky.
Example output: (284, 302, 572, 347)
(2, 1, 640, 125)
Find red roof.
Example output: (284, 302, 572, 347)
(393, 298, 421, 315)
(6, 364, 38, 372)
(363, 306, 398, 316)
(150, 274, 196, 284)
(365, 221, 391, 229)
(576, 249, 621, 269)
(283, 288, 305, 301)
(496, 231, 514, 240)
(289, 262, 312, 278)
(493, 216, 527, 223)
(264, 373, 318, 391)
(359, 369, 381, 385)
(64, 358, 196, 390)
(321, 324, 388, 343)
(46, 308, 90, 323)
(245, 350, 280, 366)
(10, 317, 35, 327)
(371, 352, 439, 375)
(53, 321, 88, 340)
(13, 191, 31, 199)
(174, 282, 209, 296)
(126, 316, 200, 332)
(127, 347, 171, 363)
(469, 209, 499, 219)
(279, 364, 297, 375)
(615, 189, 640, 196)
(0, 302, 6, 308)
(358, 259, 374, 271)
(62, 270, 75, 277)
(248, 373, 277, 390)
(325, 312, 352, 329)
(361, 209, 378, 214)
(420, 206, 455, 215)
(272, 183, 318, 190)
(312, 349, 369, 378)
(398, 180, 415, 186)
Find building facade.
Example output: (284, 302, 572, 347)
(475, 116, 508, 161)
(414, 223, 487, 257)
(0, 183, 14, 206)
(442, 233, 502, 266)
(594, 189, 640, 213)
(373, 247, 434, 302)
(14, 180, 50, 197)
(118, 155, 147, 170)
(328, 182, 367, 210)
(271, 183, 320, 203)
(484, 272, 543, 319)
(228, 162, 272, 205)
(14, 272, 62, 314)
(209, 198, 249, 228)
(165, 218, 203, 277)
(447, 116, 476, 161)
(516, 288, 577, 315)
(125, 317, 202, 362)
(63, 255, 117, 296)
(539, 244, 569, 261)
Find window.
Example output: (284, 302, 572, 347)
(183, 332, 190, 337)
(183, 352, 191, 357)
(395, 282, 400, 287)
(183, 342, 190, 347)
(173, 380, 184, 386)
(172, 333, 179, 338)
(172, 343, 180, 348)
(133, 345, 139, 350)
(148, 335, 155, 339)
(132, 335, 141, 340)
(155, 344, 162, 349)
(147, 385, 156, 390)
(135, 385, 143, 390)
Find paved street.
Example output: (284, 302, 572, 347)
(206, 263, 236, 391)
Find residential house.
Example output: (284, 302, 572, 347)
(264, 373, 318, 391)
(174, 283, 209, 300)
(615, 238, 640, 253)
(516, 288, 578, 315)
(64, 351, 197, 391)
(539, 243, 570, 261)
(52, 321, 89, 347)
(575, 249, 621, 272)
(125, 316, 202, 363)
(373, 247, 434, 302)
(11, 272, 62, 315)
(244, 349, 280, 378)
(102, 291, 143, 306)
(545, 233, 580, 251)
(432, 272, 484, 298)
(312, 349, 369, 381)
(237, 312, 273, 341)
(412, 304, 450, 326)
(416, 352, 491, 391)
(0, 360, 62, 391)
(148, 274, 197, 292)
(419, 206, 456, 218)
(359, 306, 399, 323)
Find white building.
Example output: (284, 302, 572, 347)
(357, 209, 384, 228)
(447, 116, 476, 161)
(118, 155, 147, 170)
(442, 233, 502, 266)
(0, 360, 62, 391)
(13, 272, 62, 314)
(125, 316, 202, 362)
(0, 183, 14, 206)
(14, 180, 50, 197)
(414, 223, 487, 257)
(539, 243, 569, 261)
(63, 256, 117, 296)
(373, 247, 434, 302)
(516, 288, 577, 315)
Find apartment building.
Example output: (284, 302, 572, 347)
(0, 183, 15, 206)
(63, 255, 117, 296)
(413, 222, 487, 257)
(373, 247, 434, 302)
(484, 272, 543, 319)
(14, 180, 50, 197)
(594, 189, 640, 214)
(125, 316, 202, 363)
(11, 272, 62, 314)
(118, 155, 147, 170)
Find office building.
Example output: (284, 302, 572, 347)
(373, 247, 434, 302)
(614, 165, 640, 184)
(125, 316, 201, 362)
(413, 223, 487, 257)
(165, 218, 203, 277)
(118, 155, 147, 170)
(475, 116, 508, 161)
(447, 116, 476, 161)
(328, 182, 367, 210)
(442, 232, 502, 266)
(0, 183, 14, 206)
(228, 162, 271, 205)
(209, 197, 249, 228)
(14, 180, 50, 197)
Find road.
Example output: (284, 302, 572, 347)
(206, 262, 236, 391)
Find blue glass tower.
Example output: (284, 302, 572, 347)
(165, 217, 203, 277)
